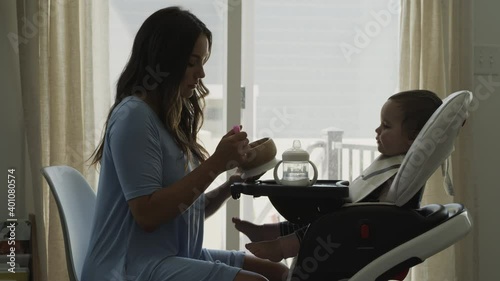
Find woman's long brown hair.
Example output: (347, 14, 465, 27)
(89, 7, 211, 167)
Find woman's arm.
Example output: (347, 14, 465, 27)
(204, 173, 242, 219)
(128, 132, 249, 232)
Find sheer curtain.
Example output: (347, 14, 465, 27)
(398, 0, 476, 280)
(17, 1, 109, 280)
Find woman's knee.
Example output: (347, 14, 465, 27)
(241, 255, 289, 281)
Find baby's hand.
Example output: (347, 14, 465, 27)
(245, 240, 283, 262)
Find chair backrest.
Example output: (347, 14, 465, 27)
(387, 90, 474, 206)
(41, 166, 96, 281)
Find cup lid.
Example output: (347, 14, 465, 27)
(282, 140, 309, 161)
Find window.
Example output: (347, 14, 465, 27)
(239, 0, 400, 249)
(109, 0, 401, 251)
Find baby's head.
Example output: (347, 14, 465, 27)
(375, 90, 442, 156)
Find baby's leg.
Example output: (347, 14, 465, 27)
(232, 217, 280, 242)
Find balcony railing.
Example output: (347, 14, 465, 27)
(341, 143, 379, 182)
(307, 127, 379, 182)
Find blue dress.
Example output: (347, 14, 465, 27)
(81, 96, 244, 281)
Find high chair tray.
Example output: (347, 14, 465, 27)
(231, 180, 349, 224)
(230, 179, 349, 199)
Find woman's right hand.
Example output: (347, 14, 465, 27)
(211, 127, 250, 172)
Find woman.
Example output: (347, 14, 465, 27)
(82, 7, 288, 281)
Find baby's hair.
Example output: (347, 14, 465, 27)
(389, 90, 443, 140)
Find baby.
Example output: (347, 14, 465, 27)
(233, 89, 443, 262)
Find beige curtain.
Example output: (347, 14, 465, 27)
(17, 0, 110, 280)
(399, 0, 476, 280)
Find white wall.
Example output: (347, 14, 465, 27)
(0, 0, 26, 221)
(473, 0, 500, 280)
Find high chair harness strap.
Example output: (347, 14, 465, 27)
(348, 155, 405, 203)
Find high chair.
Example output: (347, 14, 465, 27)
(232, 90, 473, 281)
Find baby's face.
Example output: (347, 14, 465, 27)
(375, 100, 413, 156)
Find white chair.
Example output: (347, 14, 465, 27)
(41, 166, 96, 281)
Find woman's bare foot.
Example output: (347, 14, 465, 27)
(232, 217, 280, 242)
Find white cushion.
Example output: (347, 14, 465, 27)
(386, 90, 473, 206)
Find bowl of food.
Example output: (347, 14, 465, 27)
(240, 137, 278, 180)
